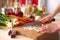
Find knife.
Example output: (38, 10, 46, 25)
(22, 18, 55, 27)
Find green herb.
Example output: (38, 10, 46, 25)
(34, 10, 43, 15)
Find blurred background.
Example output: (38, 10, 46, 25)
(0, 0, 46, 14)
(0, 0, 60, 40)
(0, 0, 60, 15)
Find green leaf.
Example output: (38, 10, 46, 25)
(34, 10, 43, 15)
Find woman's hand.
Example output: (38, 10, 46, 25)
(39, 23, 60, 33)
(40, 15, 53, 24)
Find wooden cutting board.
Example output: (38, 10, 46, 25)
(14, 27, 58, 40)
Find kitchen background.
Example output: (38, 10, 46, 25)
(0, 0, 60, 16)
(0, 0, 60, 40)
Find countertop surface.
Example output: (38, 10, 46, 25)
(0, 16, 60, 40)
(0, 30, 33, 40)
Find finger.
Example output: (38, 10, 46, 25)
(39, 27, 44, 32)
(40, 28, 51, 33)
(40, 19, 49, 24)
(46, 29, 52, 33)
(43, 21, 52, 24)
(39, 27, 47, 33)
(39, 25, 48, 32)
(40, 31, 47, 34)
(48, 29, 57, 33)
(40, 17, 46, 22)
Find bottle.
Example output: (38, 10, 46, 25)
(24, 5, 32, 17)
(40, 5, 45, 12)
(40, 5, 46, 14)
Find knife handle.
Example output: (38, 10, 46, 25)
(51, 18, 55, 21)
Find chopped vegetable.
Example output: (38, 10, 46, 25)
(0, 13, 11, 26)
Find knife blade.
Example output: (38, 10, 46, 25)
(23, 21, 42, 27)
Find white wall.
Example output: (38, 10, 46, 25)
(46, 0, 60, 16)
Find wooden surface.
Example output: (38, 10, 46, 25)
(0, 26, 58, 40)
(14, 27, 58, 40)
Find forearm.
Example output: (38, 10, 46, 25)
(50, 3, 60, 17)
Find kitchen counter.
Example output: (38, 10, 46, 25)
(0, 16, 59, 40)
(0, 30, 33, 40)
